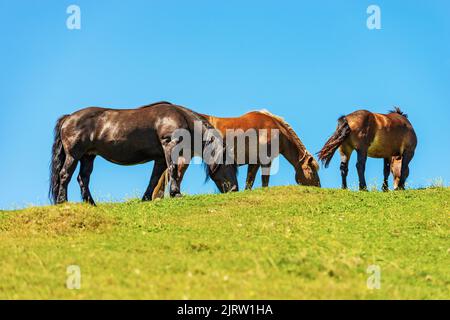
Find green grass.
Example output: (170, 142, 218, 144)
(0, 186, 449, 299)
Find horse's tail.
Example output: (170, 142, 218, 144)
(318, 116, 351, 168)
(49, 115, 69, 204)
(151, 169, 169, 200)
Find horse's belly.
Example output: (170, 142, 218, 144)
(367, 138, 385, 158)
(93, 142, 162, 165)
(367, 133, 400, 158)
(100, 153, 152, 166)
(231, 140, 276, 165)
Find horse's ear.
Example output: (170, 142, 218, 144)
(308, 156, 320, 171)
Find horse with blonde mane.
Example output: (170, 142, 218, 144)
(152, 110, 320, 199)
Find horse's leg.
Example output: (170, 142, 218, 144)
(56, 155, 78, 204)
(261, 162, 272, 187)
(142, 160, 167, 201)
(161, 139, 185, 197)
(382, 158, 390, 192)
(397, 151, 413, 190)
(391, 157, 402, 190)
(176, 159, 189, 185)
(339, 148, 351, 189)
(356, 149, 368, 191)
(168, 156, 189, 197)
(77, 155, 96, 205)
(245, 164, 260, 190)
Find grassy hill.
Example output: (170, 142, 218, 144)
(0, 186, 448, 299)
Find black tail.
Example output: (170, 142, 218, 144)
(49, 115, 69, 204)
(317, 116, 351, 168)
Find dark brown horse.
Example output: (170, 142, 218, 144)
(318, 107, 417, 190)
(151, 109, 320, 198)
(49, 102, 238, 205)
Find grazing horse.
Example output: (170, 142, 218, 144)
(152, 110, 320, 198)
(49, 102, 238, 205)
(318, 107, 417, 191)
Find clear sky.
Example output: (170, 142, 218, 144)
(1, 0, 449, 209)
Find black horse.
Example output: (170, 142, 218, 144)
(49, 101, 238, 205)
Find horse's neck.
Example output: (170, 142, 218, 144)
(202, 115, 229, 137)
(205, 116, 304, 169)
(280, 135, 303, 170)
(204, 115, 221, 132)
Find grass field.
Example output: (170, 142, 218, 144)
(0, 186, 448, 299)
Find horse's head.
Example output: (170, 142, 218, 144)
(206, 162, 239, 193)
(201, 121, 239, 193)
(295, 154, 321, 187)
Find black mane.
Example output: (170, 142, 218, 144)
(139, 101, 173, 108)
(389, 106, 408, 118)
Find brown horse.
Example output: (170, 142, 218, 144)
(49, 102, 238, 205)
(318, 107, 417, 191)
(152, 110, 320, 198)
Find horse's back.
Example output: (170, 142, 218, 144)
(344, 109, 416, 157)
(62, 104, 178, 134)
(205, 111, 277, 134)
(345, 109, 375, 129)
(58, 104, 185, 163)
(242, 111, 279, 129)
(60, 107, 109, 141)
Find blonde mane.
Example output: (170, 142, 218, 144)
(255, 109, 310, 162)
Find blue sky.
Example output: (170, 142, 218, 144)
(0, 0, 449, 209)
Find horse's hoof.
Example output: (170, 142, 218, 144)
(170, 192, 183, 198)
